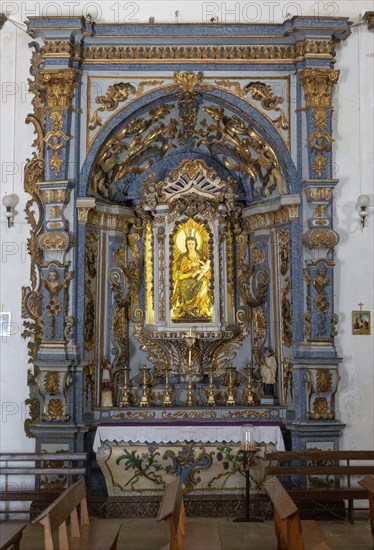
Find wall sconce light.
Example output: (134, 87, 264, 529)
(356, 194, 371, 228)
(2, 194, 18, 228)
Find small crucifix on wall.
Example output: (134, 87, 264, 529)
(352, 303, 371, 335)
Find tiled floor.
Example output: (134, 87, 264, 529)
(2, 513, 373, 549)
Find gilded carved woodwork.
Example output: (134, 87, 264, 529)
(82, 41, 335, 63)
(200, 106, 285, 197)
(109, 266, 131, 369)
(155, 225, 164, 321)
(303, 228, 339, 249)
(300, 68, 339, 180)
(85, 232, 99, 278)
(224, 409, 270, 419)
(281, 277, 292, 348)
(43, 110, 70, 177)
(84, 279, 96, 350)
(278, 229, 290, 276)
(299, 68, 339, 108)
(22, 46, 46, 367)
(89, 82, 137, 130)
(162, 410, 217, 420)
(305, 367, 340, 420)
(244, 81, 288, 129)
(91, 103, 177, 199)
(40, 69, 77, 109)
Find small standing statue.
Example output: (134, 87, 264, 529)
(260, 348, 277, 397)
(100, 357, 113, 407)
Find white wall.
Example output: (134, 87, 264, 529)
(0, 1, 373, 453)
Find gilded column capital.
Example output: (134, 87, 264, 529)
(299, 68, 340, 108)
(40, 69, 78, 109)
(76, 198, 96, 225)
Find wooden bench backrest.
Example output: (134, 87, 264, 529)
(358, 474, 374, 493)
(0, 453, 87, 477)
(266, 451, 374, 461)
(34, 478, 89, 550)
(264, 476, 304, 550)
(358, 475, 374, 541)
(266, 451, 374, 479)
(157, 478, 185, 550)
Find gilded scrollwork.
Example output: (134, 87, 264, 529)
(303, 312, 312, 337)
(330, 313, 339, 338)
(278, 229, 290, 276)
(91, 104, 177, 199)
(85, 231, 99, 278)
(199, 106, 285, 198)
(89, 82, 137, 130)
(43, 110, 70, 177)
(281, 277, 292, 347)
(302, 228, 339, 250)
(223, 409, 270, 419)
(162, 410, 217, 420)
(244, 81, 288, 129)
(84, 279, 95, 350)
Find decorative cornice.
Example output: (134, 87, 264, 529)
(364, 12, 374, 30)
(80, 42, 336, 64)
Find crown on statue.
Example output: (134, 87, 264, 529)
(185, 228, 196, 238)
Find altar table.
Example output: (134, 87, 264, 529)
(93, 421, 285, 497)
(93, 421, 285, 452)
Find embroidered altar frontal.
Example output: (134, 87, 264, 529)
(21, 15, 350, 514)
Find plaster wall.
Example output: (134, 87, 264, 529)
(0, 0, 373, 454)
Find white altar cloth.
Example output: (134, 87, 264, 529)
(93, 423, 285, 452)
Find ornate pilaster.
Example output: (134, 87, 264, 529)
(299, 67, 339, 181)
(287, 67, 343, 446)
(40, 70, 77, 181)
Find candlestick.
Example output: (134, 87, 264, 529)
(139, 365, 150, 407)
(226, 364, 236, 406)
(206, 364, 216, 406)
(120, 367, 130, 407)
(163, 367, 172, 407)
(244, 364, 254, 406)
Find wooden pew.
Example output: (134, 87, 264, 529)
(33, 478, 122, 550)
(266, 450, 374, 522)
(157, 477, 222, 550)
(0, 523, 26, 550)
(358, 474, 374, 546)
(0, 452, 87, 518)
(264, 476, 335, 550)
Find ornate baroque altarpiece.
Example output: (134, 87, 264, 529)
(22, 16, 351, 512)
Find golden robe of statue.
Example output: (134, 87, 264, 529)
(172, 236, 212, 321)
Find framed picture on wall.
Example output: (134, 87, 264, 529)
(0, 312, 11, 336)
(352, 310, 371, 335)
